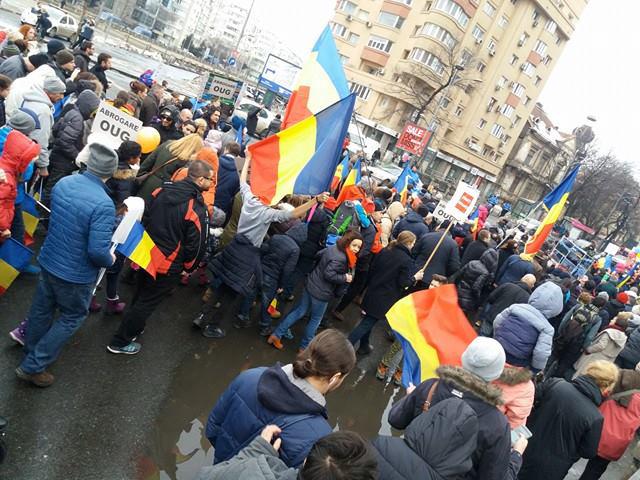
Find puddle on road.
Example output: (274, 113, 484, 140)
(135, 332, 402, 480)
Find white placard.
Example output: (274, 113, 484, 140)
(432, 201, 454, 222)
(604, 243, 620, 256)
(210, 76, 237, 100)
(444, 181, 480, 222)
(91, 101, 142, 147)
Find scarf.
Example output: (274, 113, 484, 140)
(346, 248, 357, 269)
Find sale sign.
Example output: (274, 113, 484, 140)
(397, 122, 431, 156)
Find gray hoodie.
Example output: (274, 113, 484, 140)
(20, 85, 53, 168)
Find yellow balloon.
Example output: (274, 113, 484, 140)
(136, 126, 161, 154)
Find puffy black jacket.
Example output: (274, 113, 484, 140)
(393, 209, 429, 239)
(412, 230, 461, 285)
(495, 254, 534, 285)
(456, 249, 498, 312)
(306, 245, 349, 302)
(213, 154, 240, 220)
(618, 326, 640, 366)
(519, 376, 604, 480)
(73, 49, 91, 73)
(461, 239, 489, 266)
(209, 234, 262, 296)
(106, 163, 137, 208)
(482, 281, 531, 326)
(152, 105, 183, 144)
(261, 227, 306, 287)
(49, 90, 99, 169)
(145, 178, 208, 275)
(297, 207, 330, 274)
(373, 398, 478, 480)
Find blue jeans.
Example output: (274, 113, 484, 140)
(204, 275, 252, 326)
(20, 269, 93, 373)
(348, 313, 378, 347)
(272, 288, 328, 349)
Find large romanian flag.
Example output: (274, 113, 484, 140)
(0, 238, 33, 294)
(524, 165, 580, 256)
(393, 164, 411, 205)
(248, 94, 355, 205)
(386, 284, 477, 387)
(281, 25, 351, 129)
(115, 221, 165, 279)
(21, 193, 39, 246)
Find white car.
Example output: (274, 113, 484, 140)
(21, 6, 78, 41)
(234, 101, 274, 137)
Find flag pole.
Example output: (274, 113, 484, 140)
(350, 112, 375, 198)
(419, 221, 453, 273)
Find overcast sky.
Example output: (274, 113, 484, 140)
(258, 0, 637, 165)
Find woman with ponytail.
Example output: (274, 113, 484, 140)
(205, 329, 356, 468)
(348, 230, 422, 354)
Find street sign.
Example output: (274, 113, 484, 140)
(228, 57, 236, 66)
(257, 54, 301, 98)
(91, 101, 142, 147)
(397, 122, 431, 156)
(444, 181, 480, 222)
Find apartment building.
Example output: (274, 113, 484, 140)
(330, 0, 588, 194)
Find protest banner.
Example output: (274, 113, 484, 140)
(91, 101, 143, 147)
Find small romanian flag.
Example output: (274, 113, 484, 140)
(21, 194, 39, 246)
(331, 153, 350, 192)
(248, 94, 355, 205)
(115, 221, 165, 279)
(393, 164, 411, 205)
(342, 158, 361, 189)
(267, 298, 279, 317)
(0, 238, 33, 294)
(386, 284, 477, 387)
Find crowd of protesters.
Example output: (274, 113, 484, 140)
(1, 27, 640, 480)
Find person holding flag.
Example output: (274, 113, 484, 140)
(15, 142, 117, 387)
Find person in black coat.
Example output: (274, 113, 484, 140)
(139, 85, 162, 126)
(496, 239, 519, 273)
(373, 397, 479, 479)
(348, 231, 421, 353)
(246, 104, 264, 137)
(460, 229, 491, 266)
(412, 220, 461, 287)
(392, 204, 429, 239)
(89, 53, 111, 95)
(106, 141, 142, 208)
(518, 361, 619, 480)
(495, 253, 534, 285)
(152, 105, 183, 144)
(455, 248, 498, 316)
(73, 41, 94, 73)
(213, 143, 241, 223)
(478, 274, 535, 336)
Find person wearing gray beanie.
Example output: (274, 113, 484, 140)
(597, 291, 609, 302)
(7, 110, 37, 135)
(43, 77, 66, 94)
(461, 337, 506, 381)
(86, 143, 118, 178)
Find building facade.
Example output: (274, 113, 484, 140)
(330, 0, 588, 195)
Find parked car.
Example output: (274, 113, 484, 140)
(21, 6, 78, 40)
(133, 25, 153, 38)
(233, 100, 274, 137)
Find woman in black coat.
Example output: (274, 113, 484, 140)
(348, 231, 421, 353)
(497, 239, 518, 273)
(455, 248, 498, 316)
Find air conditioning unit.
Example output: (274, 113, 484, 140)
(346, 14, 353, 21)
(532, 20, 539, 27)
(488, 49, 496, 56)
(508, 81, 515, 87)
(494, 84, 502, 91)
(366, 21, 373, 27)
(475, 38, 483, 45)
(495, 105, 501, 112)
(468, 142, 481, 152)
(378, 68, 385, 75)
(517, 39, 525, 47)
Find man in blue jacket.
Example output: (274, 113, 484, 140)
(15, 142, 117, 387)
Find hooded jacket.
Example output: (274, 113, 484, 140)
(73, 48, 91, 73)
(297, 206, 330, 275)
(152, 105, 182, 144)
(519, 376, 604, 480)
(573, 327, 628, 375)
(39, 171, 115, 283)
(145, 178, 208, 275)
(373, 398, 479, 479)
(388, 366, 514, 480)
(461, 239, 489, 266)
(206, 364, 332, 469)
(209, 233, 262, 296)
(0, 54, 28, 80)
(597, 391, 640, 461)
(456, 248, 498, 312)
(392, 209, 429, 239)
(49, 90, 99, 170)
(494, 281, 563, 371)
(305, 245, 350, 302)
(481, 280, 532, 334)
(4, 64, 57, 119)
(492, 365, 534, 429)
(261, 227, 306, 288)
(412, 229, 461, 286)
(0, 130, 40, 231)
(213, 153, 240, 219)
(380, 201, 404, 247)
(19, 83, 55, 168)
(495, 254, 535, 285)
(106, 160, 137, 208)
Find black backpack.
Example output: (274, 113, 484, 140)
(555, 304, 597, 351)
(326, 200, 361, 246)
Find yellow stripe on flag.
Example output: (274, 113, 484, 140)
(0, 260, 20, 291)
(128, 230, 156, 270)
(23, 211, 39, 236)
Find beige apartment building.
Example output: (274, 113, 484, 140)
(330, 0, 587, 195)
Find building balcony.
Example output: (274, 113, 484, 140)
(360, 47, 390, 68)
(381, 0, 411, 18)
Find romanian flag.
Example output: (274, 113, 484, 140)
(342, 158, 361, 188)
(386, 284, 477, 387)
(331, 152, 350, 192)
(248, 95, 355, 205)
(468, 207, 480, 240)
(0, 238, 33, 294)
(21, 194, 39, 246)
(393, 164, 411, 205)
(115, 221, 165, 279)
(282, 26, 351, 129)
(524, 165, 580, 257)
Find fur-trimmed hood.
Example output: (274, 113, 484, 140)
(496, 364, 533, 386)
(437, 365, 504, 406)
(112, 167, 137, 180)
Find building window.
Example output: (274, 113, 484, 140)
(434, 0, 470, 27)
(330, 23, 347, 38)
(487, 38, 497, 54)
(409, 48, 444, 75)
(349, 82, 371, 100)
(491, 123, 504, 138)
(379, 95, 389, 107)
(498, 15, 509, 28)
(439, 97, 451, 108)
(497, 75, 508, 88)
(524, 145, 539, 165)
(503, 134, 512, 145)
(532, 9, 541, 21)
(544, 19, 557, 34)
(500, 104, 515, 118)
(476, 61, 486, 73)
(513, 115, 522, 127)
(518, 32, 529, 46)
(460, 49, 473, 66)
(348, 32, 360, 44)
(483, 2, 496, 17)
(534, 39, 548, 56)
(509, 54, 519, 65)
(338, 54, 349, 65)
(472, 25, 485, 42)
(521, 61, 535, 77)
(482, 145, 494, 157)
(454, 105, 464, 117)
(534, 75, 542, 86)
(487, 97, 497, 109)
(419, 23, 456, 49)
(367, 35, 393, 52)
(511, 82, 525, 97)
(543, 54, 552, 65)
(477, 118, 487, 129)
(397, 0, 412, 4)
(339, 0, 357, 15)
(378, 11, 405, 28)
(356, 9, 369, 20)
(524, 95, 531, 105)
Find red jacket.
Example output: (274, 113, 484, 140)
(598, 392, 640, 460)
(0, 130, 41, 232)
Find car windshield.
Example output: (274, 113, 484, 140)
(46, 8, 63, 22)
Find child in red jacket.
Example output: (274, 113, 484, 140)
(0, 130, 41, 240)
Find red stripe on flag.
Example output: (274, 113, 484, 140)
(247, 136, 281, 204)
(524, 222, 554, 255)
(282, 86, 313, 130)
